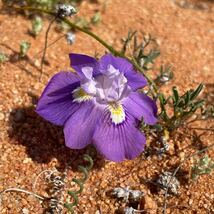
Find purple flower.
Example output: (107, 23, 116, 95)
(36, 53, 157, 162)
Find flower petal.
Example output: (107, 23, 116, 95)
(69, 53, 99, 78)
(123, 92, 157, 125)
(36, 71, 80, 126)
(99, 54, 147, 90)
(124, 70, 147, 91)
(93, 111, 146, 162)
(64, 103, 102, 149)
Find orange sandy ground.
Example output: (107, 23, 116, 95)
(0, 0, 213, 213)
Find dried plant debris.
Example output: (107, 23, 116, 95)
(45, 171, 66, 214)
(201, 105, 214, 120)
(156, 172, 180, 195)
(124, 207, 136, 214)
(191, 155, 214, 180)
(155, 141, 170, 156)
(155, 129, 170, 156)
(112, 187, 144, 202)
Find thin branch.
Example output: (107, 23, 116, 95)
(33, 169, 57, 191)
(13, 6, 156, 87)
(40, 16, 57, 80)
(34, 33, 65, 59)
(188, 127, 214, 132)
(0, 188, 45, 202)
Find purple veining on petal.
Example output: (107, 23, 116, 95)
(93, 111, 146, 162)
(36, 72, 80, 126)
(64, 102, 102, 149)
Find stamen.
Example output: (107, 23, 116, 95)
(108, 103, 126, 125)
(72, 87, 93, 103)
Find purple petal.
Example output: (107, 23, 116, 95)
(93, 112, 146, 162)
(99, 54, 147, 90)
(123, 92, 157, 125)
(69, 53, 99, 78)
(36, 71, 80, 126)
(99, 54, 132, 73)
(64, 103, 102, 149)
(124, 70, 147, 91)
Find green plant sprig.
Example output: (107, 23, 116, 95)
(64, 154, 94, 214)
(159, 83, 204, 131)
(19, 40, 31, 57)
(0, 53, 9, 63)
(191, 155, 214, 180)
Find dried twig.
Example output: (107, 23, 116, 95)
(0, 187, 45, 204)
(33, 169, 57, 191)
(188, 127, 214, 132)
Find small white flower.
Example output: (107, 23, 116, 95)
(66, 32, 75, 45)
(56, 4, 77, 17)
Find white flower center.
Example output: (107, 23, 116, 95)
(72, 64, 129, 125)
(81, 64, 131, 104)
(108, 103, 126, 125)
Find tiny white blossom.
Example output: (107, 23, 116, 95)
(56, 4, 77, 17)
(66, 32, 75, 45)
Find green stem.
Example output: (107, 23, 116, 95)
(14, 6, 122, 57)
(13, 6, 158, 93)
(62, 18, 122, 56)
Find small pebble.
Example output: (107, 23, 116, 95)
(0, 112, 5, 120)
(140, 195, 157, 214)
(22, 208, 29, 214)
(23, 158, 32, 164)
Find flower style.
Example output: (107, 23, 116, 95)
(36, 53, 157, 162)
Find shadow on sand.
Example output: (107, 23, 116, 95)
(7, 94, 105, 172)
